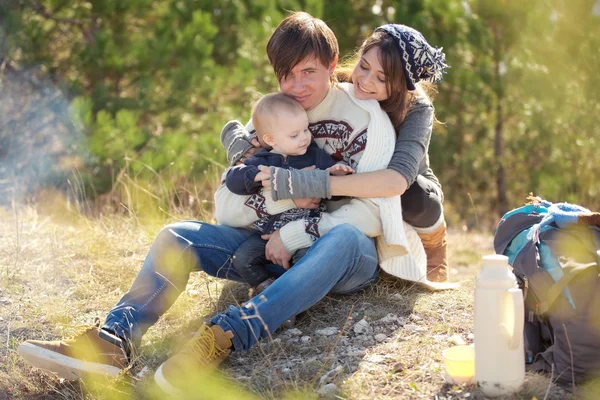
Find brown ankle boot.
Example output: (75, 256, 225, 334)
(154, 324, 234, 395)
(417, 222, 449, 282)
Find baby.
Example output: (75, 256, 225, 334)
(221, 93, 352, 294)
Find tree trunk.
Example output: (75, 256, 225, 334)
(493, 28, 508, 217)
(494, 97, 508, 217)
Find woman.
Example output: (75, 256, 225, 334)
(257, 24, 451, 283)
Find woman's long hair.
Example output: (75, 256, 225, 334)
(336, 31, 436, 132)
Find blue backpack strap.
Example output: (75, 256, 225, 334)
(494, 206, 544, 255)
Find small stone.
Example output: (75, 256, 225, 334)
(353, 319, 373, 335)
(374, 333, 387, 342)
(449, 335, 466, 346)
(285, 328, 303, 336)
(317, 383, 337, 396)
(404, 324, 425, 333)
(345, 346, 366, 357)
(300, 336, 311, 343)
(0, 297, 12, 305)
(390, 293, 403, 300)
(135, 366, 151, 378)
(356, 335, 375, 345)
(319, 365, 344, 385)
(409, 314, 423, 322)
(281, 367, 292, 374)
(186, 289, 199, 297)
(315, 327, 338, 336)
(392, 362, 405, 373)
(364, 354, 385, 363)
(467, 333, 474, 340)
(378, 313, 405, 326)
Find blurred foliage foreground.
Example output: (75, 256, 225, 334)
(1, 0, 599, 226)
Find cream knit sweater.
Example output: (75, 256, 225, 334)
(335, 83, 457, 290)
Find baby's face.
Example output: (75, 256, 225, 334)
(268, 111, 312, 156)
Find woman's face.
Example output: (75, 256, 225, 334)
(351, 47, 388, 101)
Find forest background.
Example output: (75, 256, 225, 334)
(1, 0, 599, 226)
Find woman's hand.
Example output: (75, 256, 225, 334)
(261, 230, 292, 269)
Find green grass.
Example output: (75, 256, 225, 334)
(0, 188, 594, 399)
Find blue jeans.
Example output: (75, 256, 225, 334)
(103, 223, 378, 351)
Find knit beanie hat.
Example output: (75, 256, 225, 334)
(375, 24, 450, 90)
(220, 120, 256, 165)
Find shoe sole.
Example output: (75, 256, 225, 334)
(18, 342, 121, 380)
(154, 364, 183, 395)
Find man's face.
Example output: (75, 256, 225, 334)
(278, 56, 337, 111)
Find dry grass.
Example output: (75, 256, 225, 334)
(0, 193, 592, 399)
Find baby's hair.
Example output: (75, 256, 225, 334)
(252, 93, 305, 138)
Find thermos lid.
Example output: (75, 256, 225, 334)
(478, 254, 517, 287)
(482, 254, 509, 267)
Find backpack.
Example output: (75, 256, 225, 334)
(494, 196, 600, 386)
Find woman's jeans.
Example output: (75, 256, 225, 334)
(102, 223, 378, 352)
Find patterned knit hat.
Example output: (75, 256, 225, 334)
(220, 120, 256, 165)
(375, 24, 449, 90)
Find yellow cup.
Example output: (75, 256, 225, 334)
(442, 345, 475, 385)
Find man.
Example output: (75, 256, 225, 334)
(18, 12, 380, 395)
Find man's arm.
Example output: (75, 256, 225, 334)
(278, 198, 383, 254)
(215, 172, 298, 227)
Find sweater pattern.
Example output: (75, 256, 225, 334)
(309, 121, 367, 170)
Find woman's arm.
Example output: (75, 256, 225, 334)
(330, 169, 408, 198)
(258, 165, 408, 199)
(260, 101, 433, 200)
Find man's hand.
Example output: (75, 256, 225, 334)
(235, 137, 262, 165)
(261, 230, 292, 269)
(293, 198, 320, 209)
(328, 164, 354, 176)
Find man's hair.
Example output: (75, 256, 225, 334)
(266, 12, 339, 81)
(252, 93, 305, 138)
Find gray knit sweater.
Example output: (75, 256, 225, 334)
(388, 95, 440, 189)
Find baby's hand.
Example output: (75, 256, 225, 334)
(328, 164, 354, 176)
